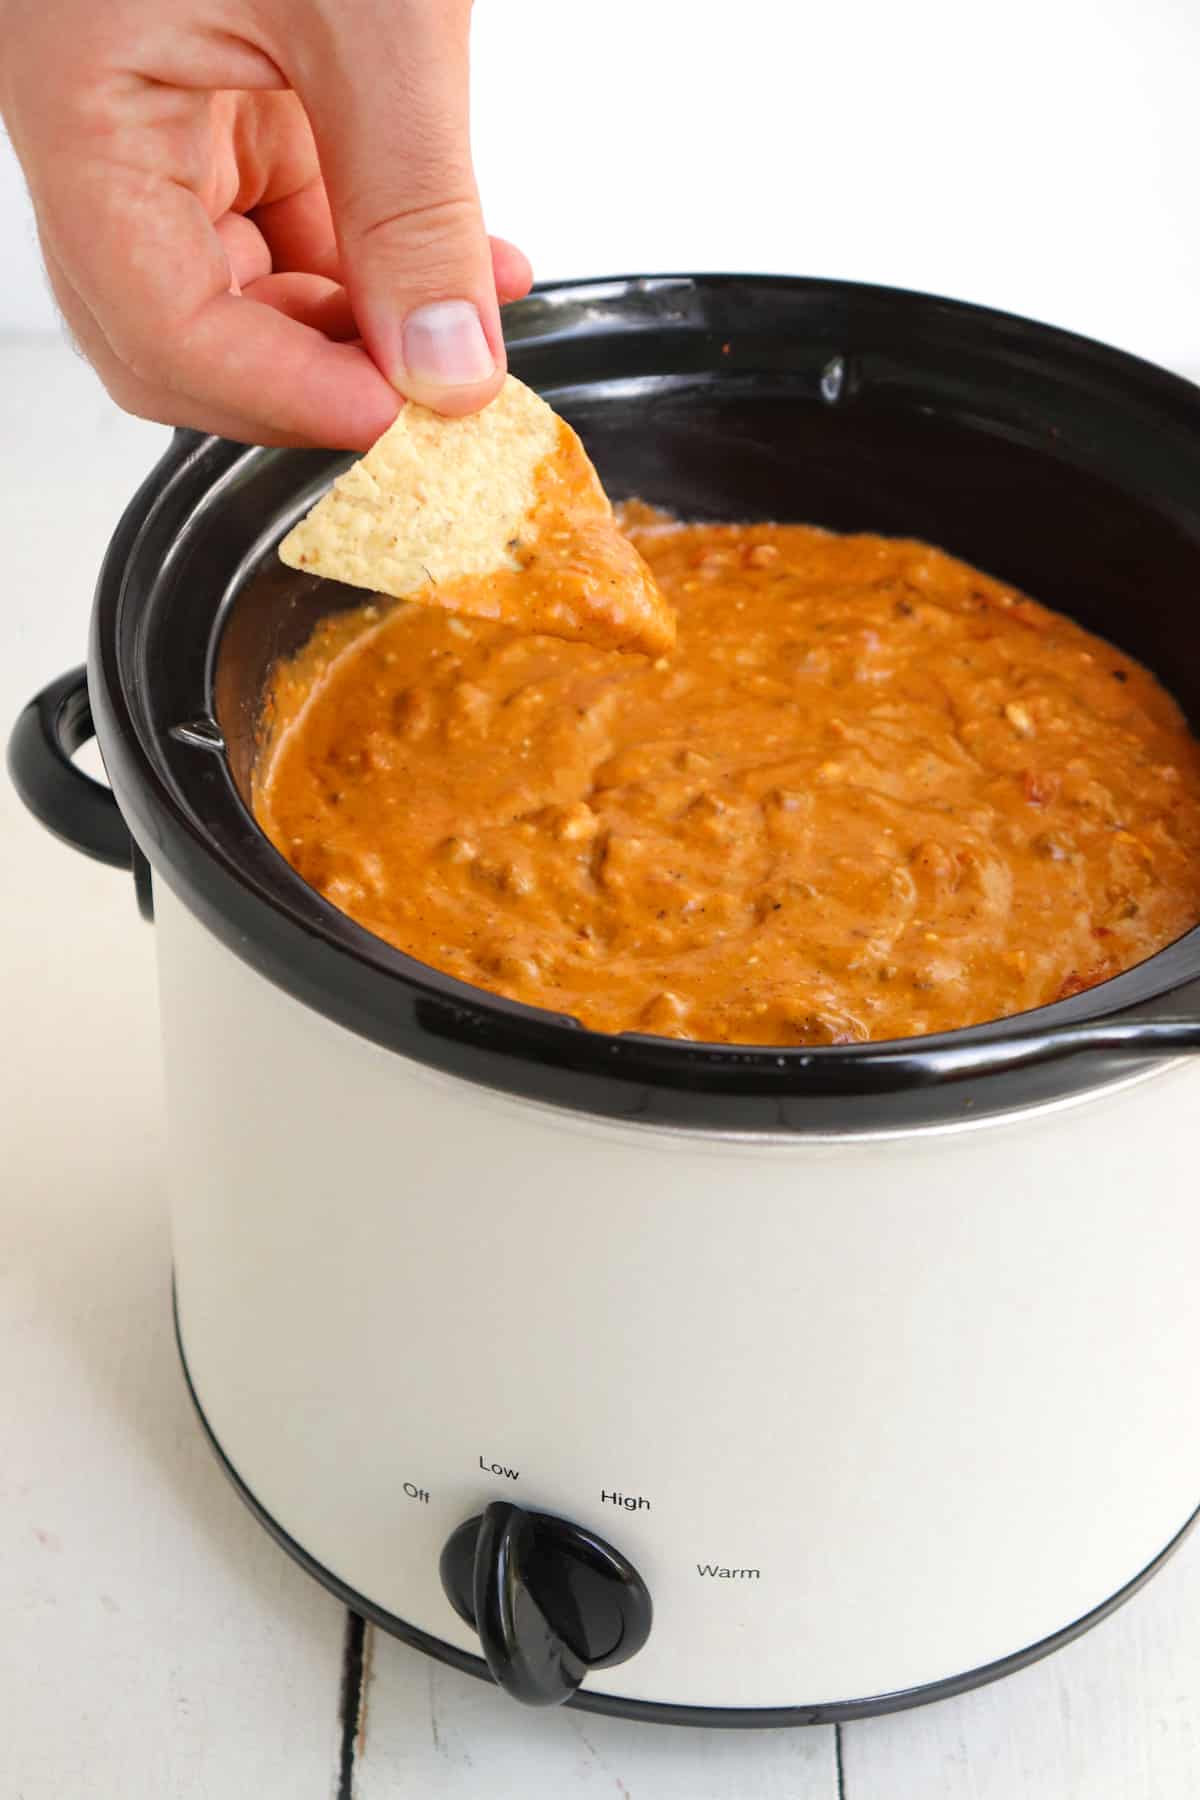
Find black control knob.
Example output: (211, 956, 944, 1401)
(440, 1501, 653, 1707)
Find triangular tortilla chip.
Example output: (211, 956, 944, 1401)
(278, 376, 675, 657)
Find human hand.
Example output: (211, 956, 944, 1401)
(0, 0, 532, 447)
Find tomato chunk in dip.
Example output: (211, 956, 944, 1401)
(255, 511, 1200, 1045)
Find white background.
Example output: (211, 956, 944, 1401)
(2, 0, 1199, 371)
(4, 5, 1200, 1794)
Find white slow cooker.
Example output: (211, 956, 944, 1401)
(11, 275, 1200, 1725)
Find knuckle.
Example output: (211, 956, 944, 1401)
(350, 191, 481, 262)
(99, 367, 172, 427)
(117, 335, 184, 396)
(97, 305, 198, 397)
(97, 314, 165, 388)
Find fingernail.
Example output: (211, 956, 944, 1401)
(401, 301, 495, 388)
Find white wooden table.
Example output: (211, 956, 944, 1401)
(3, 334, 1199, 1799)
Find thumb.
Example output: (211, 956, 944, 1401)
(291, 0, 503, 415)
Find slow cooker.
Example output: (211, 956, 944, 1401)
(11, 275, 1200, 1726)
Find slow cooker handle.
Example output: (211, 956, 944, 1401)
(9, 667, 131, 868)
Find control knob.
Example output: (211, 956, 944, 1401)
(440, 1501, 653, 1706)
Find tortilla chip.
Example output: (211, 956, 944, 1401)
(278, 376, 675, 657)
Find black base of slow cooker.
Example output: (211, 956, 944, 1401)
(174, 1298, 1198, 1729)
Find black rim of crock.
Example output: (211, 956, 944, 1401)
(86, 273, 1200, 1133)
